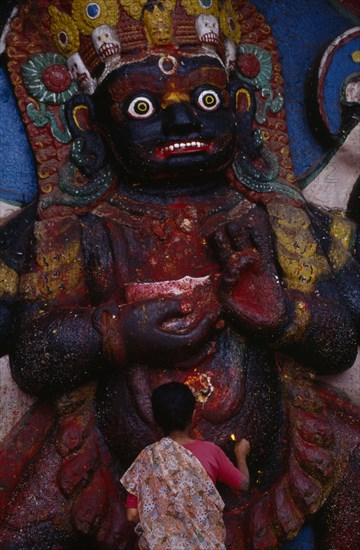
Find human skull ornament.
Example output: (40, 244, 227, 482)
(92, 24, 121, 65)
(67, 52, 96, 93)
(195, 14, 220, 47)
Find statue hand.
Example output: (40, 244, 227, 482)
(92, 298, 220, 365)
(211, 210, 288, 334)
(120, 297, 220, 365)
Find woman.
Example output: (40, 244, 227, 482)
(121, 382, 250, 550)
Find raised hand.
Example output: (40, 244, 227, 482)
(211, 211, 288, 335)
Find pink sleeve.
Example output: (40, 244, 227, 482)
(125, 492, 138, 509)
(215, 446, 243, 489)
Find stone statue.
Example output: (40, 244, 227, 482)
(0, 1, 359, 548)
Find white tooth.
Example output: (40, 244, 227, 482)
(180, 143, 185, 148)
(174, 143, 180, 149)
(191, 141, 196, 146)
(197, 141, 201, 147)
(169, 145, 174, 151)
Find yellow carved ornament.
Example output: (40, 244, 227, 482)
(0, 262, 19, 299)
(328, 215, 354, 271)
(267, 203, 330, 291)
(49, 6, 80, 57)
(19, 219, 86, 301)
(181, 0, 219, 17)
(219, 0, 241, 42)
(121, 0, 176, 21)
(72, 0, 120, 35)
(143, 5, 174, 46)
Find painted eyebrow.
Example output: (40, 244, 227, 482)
(108, 67, 227, 103)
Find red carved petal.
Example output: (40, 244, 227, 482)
(289, 454, 323, 514)
(0, 402, 54, 510)
(71, 468, 109, 535)
(272, 476, 304, 538)
(59, 433, 100, 497)
(293, 432, 334, 480)
(293, 408, 334, 447)
(249, 495, 278, 549)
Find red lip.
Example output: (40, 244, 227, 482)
(156, 140, 212, 159)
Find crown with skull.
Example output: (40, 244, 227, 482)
(48, 0, 241, 93)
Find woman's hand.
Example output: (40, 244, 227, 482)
(234, 438, 251, 459)
(234, 438, 251, 491)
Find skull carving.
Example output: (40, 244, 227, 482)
(67, 52, 97, 94)
(92, 24, 121, 65)
(195, 14, 219, 47)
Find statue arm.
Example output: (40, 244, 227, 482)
(10, 303, 103, 396)
(266, 202, 358, 374)
(214, 203, 357, 375)
(7, 212, 106, 396)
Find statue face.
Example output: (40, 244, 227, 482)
(94, 55, 238, 186)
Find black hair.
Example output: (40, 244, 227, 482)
(151, 382, 196, 435)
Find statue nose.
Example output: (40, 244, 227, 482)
(162, 103, 201, 135)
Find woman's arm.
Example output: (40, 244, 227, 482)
(234, 438, 250, 491)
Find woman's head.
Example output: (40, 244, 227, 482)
(151, 382, 196, 434)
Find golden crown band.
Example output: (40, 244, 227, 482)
(48, 0, 241, 93)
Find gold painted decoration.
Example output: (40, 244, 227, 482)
(19, 218, 85, 301)
(267, 203, 330, 291)
(121, 0, 176, 21)
(219, 0, 241, 42)
(181, 0, 219, 17)
(72, 0, 120, 35)
(143, 3, 174, 46)
(49, 6, 80, 56)
(0, 262, 19, 299)
(120, 0, 150, 21)
(328, 215, 355, 271)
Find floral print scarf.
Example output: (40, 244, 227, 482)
(121, 437, 226, 549)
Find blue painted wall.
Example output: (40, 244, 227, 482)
(251, 0, 355, 177)
(0, 66, 37, 205)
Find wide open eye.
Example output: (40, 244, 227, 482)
(127, 96, 156, 119)
(197, 89, 221, 111)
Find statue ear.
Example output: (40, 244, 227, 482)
(229, 80, 258, 155)
(65, 94, 107, 177)
(229, 80, 256, 123)
(65, 93, 96, 138)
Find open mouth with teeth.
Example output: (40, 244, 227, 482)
(156, 140, 212, 159)
(202, 32, 219, 45)
(100, 43, 121, 58)
(78, 73, 89, 85)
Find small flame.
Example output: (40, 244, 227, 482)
(230, 433, 236, 441)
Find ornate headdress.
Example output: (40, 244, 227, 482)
(48, 0, 242, 92)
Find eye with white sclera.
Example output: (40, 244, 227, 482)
(196, 89, 221, 112)
(127, 96, 156, 119)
